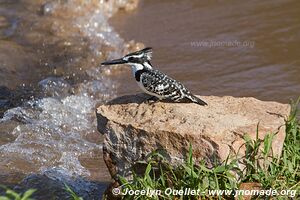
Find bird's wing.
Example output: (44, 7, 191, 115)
(140, 70, 208, 105)
(140, 70, 188, 99)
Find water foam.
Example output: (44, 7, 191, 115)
(0, 0, 139, 179)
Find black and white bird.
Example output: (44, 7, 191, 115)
(101, 47, 207, 106)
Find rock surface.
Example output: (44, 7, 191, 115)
(96, 94, 290, 180)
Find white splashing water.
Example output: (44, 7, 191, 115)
(0, 74, 116, 177)
(0, 0, 138, 179)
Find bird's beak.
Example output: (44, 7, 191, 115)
(101, 58, 127, 66)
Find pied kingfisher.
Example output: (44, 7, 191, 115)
(101, 47, 207, 106)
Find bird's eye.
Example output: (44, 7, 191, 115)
(128, 57, 142, 63)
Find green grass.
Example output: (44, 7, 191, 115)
(112, 99, 300, 200)
(0, 185, 83, 200)
(0, 187, 36, 200)
(241, 99, 300, 192)
(117, 146, 241, 200)
(64, 184, 83, 200)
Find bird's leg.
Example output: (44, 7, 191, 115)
(147, 96, 158, 101)
(146, 96, 159, 103)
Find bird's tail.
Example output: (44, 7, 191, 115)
(189, 95, 208, 106)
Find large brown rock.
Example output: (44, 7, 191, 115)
(96, 94, 290, 180)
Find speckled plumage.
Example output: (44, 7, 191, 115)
(136, 68, 207, 105)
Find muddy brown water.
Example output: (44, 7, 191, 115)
(111, 0, 300, 104)
(0, 0, 299, 198)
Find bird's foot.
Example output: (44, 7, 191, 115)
(145, 96, 160, 104)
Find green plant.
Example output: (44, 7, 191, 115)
(0, 187, 36, 200)
(64, 184, 83, 200)
(117, 144, 240, 200)
(240, 98, 299, 193)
